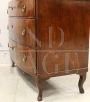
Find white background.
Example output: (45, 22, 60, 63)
(0, 0, 11, 66)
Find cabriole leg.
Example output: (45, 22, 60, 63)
(78, 73, 87, 93)
(36, 78, 43, 101)
(11, 58, 15, 67)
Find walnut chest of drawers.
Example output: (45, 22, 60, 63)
(8, 0, 89, 101)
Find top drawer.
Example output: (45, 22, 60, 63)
(7, 0, 35, 17)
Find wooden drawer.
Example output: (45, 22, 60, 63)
(8, 40, 17, 62)
(7, 0, 35, 17)
(8, 18, 36, 48)
(15, 44, 36, 75)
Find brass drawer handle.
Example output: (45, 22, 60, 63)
(9, 6, 13, 10)
(22, 29, 26, 36)
(22, 53, 27, 63)
(7, 25, 13, 30)
(9, 46, 15, 50)
(8, 4, 26, 13)
(8, 43, 15, 50)
(9, 1, 26, 13)
(21, 5, 26, 13)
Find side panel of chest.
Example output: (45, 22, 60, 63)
(36, 0, 89, 78)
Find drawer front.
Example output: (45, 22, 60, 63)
(8, 0, 35, 17)
(15, 44, 36, 75)
(8, 40, 17, 62)
(37, 51, 88, 77)
(8, 18, 36, 48)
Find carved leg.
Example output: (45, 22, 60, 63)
(11, 58, 15, 67)
(78, 73, 87, 94)
(36, 78, 43, 101)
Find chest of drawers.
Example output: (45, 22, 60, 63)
(8, 0, 89, 101)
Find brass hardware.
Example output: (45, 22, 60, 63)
(9, 46, 15, 50)
(22, 53, 27, 63)
(8, 44, 15, 50)
(22, 29, 26, 36)
(9, 6, 13, 10)
(21, 5, 26, 13)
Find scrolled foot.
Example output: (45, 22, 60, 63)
(78, 73, 86, 94)
(38, 95, 42, 101)
(79, 88, 84, 94)
(11, 61, 15, 67)
(11, 58, 15, 67)
(36, 78, 43, 101)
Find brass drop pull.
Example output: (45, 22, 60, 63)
(8, 43, 15, 50)
(9, 6, 13, 10)
(21, 5, 26, 13)
(10, 46, 15, 50)
(22, 53, 27, 63)
(22, 28, 26, 36)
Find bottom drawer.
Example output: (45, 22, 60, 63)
(9, 40, 36, 76)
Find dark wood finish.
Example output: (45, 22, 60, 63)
(8, 0, 89, 101)
(78, 73, 87, 93)
(35, 77, 43, 101)
(8, 18, 36, 48)
(37, 0, 89, 50)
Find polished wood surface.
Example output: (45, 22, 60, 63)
(37, 0, 89, 50)
(37, 51, 88, 78)
(8, 0, 89, 101)
(37, 0, 89, 78)
(8, 18, 36, 48)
